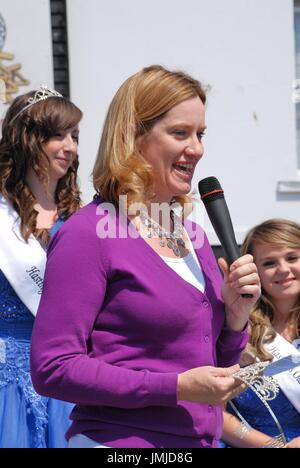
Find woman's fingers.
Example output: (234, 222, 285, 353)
(230, 255, 254, 270)
(218, 257, 230, 282)
(230, 273, 260, 288)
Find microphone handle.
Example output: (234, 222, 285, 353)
(205, 199, 253, 298)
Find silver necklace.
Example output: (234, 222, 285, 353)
(139, 210, 185, 257)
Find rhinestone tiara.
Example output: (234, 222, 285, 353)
(10, 85, 63, 124)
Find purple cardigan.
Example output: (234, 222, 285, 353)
(30, 199, 248, 448)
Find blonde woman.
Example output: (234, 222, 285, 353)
(31, 66, 260, 448)
(222, 219, 300, 448)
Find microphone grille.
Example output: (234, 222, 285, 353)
(198, 176, 224, 203)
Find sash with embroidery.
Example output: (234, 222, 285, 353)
(265, 333, 300, 413)
(0, 195, 46, 316)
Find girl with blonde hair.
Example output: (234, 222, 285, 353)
(222, 219, 300, 448)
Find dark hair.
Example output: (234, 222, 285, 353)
(0, 91, 83, 244)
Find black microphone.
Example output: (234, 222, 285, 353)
(198, 176, 252, 298)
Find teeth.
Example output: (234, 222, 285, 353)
(174, 163, 193, 171)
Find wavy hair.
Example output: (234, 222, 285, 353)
(241, 219, 300, 363)
(0, 91, 82, 245)
(93, 65, 207, 210)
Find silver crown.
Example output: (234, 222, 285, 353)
(233, 361, 287, 447)
(10, 85, 63, 124)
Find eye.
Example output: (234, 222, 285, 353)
(287, 255, 299, 262)
(197, 131, 206, 141)
(262, 261, 275, 267)
(173, 129, 187, 137)
(72, 134, 79, 143)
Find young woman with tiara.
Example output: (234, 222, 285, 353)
(0, 86, 82, 447)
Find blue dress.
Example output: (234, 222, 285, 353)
(221, 343, 300, 447)
(0, 220, 73, 448)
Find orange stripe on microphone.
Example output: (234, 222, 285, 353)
(201, 189, 224, 200)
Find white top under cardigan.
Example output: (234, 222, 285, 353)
(160, 235, 206, 293)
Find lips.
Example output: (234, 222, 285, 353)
(172, 162, 195, 178)
(56, 157, 71, 166)
(275, 277, 295, 286)
(173, 162, 194, 170)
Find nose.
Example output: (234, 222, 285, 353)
(63, 133, 77, 153)
(276, 260, 290, 275)
(184, 136, 204, 160)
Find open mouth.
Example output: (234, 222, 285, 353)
(172, 163, 194, 175)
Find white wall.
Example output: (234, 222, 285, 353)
(67, 0, 299, 243)
(0, 0, 54, 121)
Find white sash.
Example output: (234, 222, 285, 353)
(0, 195, 46, 316)
(265, 333, 300, 413)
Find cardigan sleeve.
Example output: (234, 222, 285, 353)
(30, 211, 178, 409)
(216, 325, 249, 367)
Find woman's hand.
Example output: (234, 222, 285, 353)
(177, 364, 247, 406)
(218, 255, 261, 332)
(284, 436, 300, 448)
